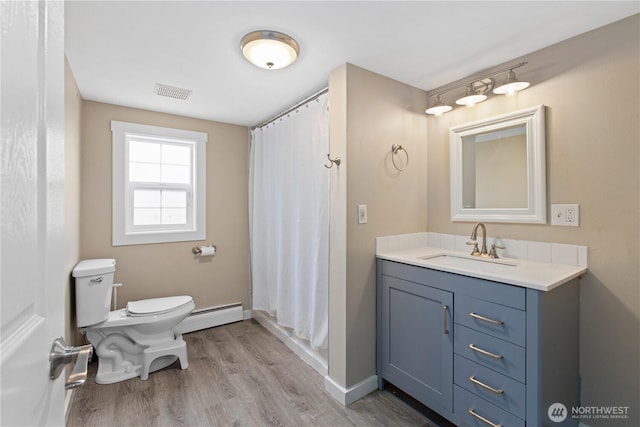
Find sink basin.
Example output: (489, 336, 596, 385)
(418, 254, 518, 273)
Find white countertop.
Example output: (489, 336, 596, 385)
(377, 246, 587, 292)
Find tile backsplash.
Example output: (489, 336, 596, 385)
(376, 232, 588, 268)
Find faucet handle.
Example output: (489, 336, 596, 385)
(488, 243, 505, 259)
(466, 241, 480, 256)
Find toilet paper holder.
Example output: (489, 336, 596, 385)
(192, 244, 217, 255)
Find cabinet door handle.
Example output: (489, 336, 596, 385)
(469, 343, 503, 360)
(468, 408, 502, 427)
(442, 305, 448, 334)
(469, 375, 504, 394)
(469, 312, 503, 326)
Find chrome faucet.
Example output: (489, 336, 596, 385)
(469, 222, 488, 257)
(467, 222, 505, 258)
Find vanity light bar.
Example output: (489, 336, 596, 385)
(425, 62, 529, 116)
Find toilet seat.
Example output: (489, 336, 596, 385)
(84, 296, 195, 330)
(127, 296, 193, 317)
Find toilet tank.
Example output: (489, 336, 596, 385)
(73, 259, 116, 327)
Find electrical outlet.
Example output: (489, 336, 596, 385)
(551, 204, 579, 226)
(358, 204, 368, 224)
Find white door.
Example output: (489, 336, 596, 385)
(1, 1, 66, 425)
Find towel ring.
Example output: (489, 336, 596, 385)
(391, 144, 409, 171)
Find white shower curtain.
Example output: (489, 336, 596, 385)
(249, 92, 329, 350)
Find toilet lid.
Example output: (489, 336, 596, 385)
(126, 296, 193, 316)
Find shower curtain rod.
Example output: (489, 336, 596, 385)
(252, 87, 329, 130)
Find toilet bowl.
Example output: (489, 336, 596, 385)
(73, 259, 195, 384)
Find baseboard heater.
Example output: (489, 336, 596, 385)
(178, 302, 243, 334)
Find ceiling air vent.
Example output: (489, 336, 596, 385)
(154, 83, 192, 100)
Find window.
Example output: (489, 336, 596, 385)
(111, 121, 207, 246)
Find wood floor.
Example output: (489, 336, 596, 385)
(67, 319, 453, 426)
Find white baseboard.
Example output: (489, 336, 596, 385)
(178, 303, 243, 334)
(324, 375, 378, 406)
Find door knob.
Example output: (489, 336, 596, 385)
(49, 337, 93, 389)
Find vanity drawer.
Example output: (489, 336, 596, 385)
(454, 385, 525, 427)
(454, 325, 526, 383)
(455, 294, 526, 346)
(454, 355, 525, 419)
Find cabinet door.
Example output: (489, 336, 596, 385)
(380, 275, 453, 412)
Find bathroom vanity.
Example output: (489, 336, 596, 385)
(376, 246, 586, 427)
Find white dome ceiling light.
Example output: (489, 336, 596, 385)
(241, 30, 299, 70)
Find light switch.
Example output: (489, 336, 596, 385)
(358, 204, 368, 224)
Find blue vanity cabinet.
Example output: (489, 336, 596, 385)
(379, 274, 454, 414)
(377, 258, 580, 427)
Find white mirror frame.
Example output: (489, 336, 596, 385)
(449, 105, 546, 223)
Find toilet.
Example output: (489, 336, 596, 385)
(73, 259, 195, 384)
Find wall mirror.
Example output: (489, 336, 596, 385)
(449, 105, 546, 223)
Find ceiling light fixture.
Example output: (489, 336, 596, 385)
(455, 80, 492, 107)
(425, 95, 453, 117)
(426, 62, 530, 116)
(241, 30, 299, 70)
(493, 69, 530, 95)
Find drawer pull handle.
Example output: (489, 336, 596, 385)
(469, 343, 503, 360)
(442, 305, 448, 335)
(468, 408, 502, 427)
(469, 375, 504, 394)
(470, 312, 503, 326)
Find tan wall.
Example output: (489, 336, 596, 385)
(329, 64, 428, 387)
(80, 101, 250, 312)
(64, 58, 82, 345)
(475, 135, 527, 208)
(328, 65, 348, 386)
(427, 15, 639, 424)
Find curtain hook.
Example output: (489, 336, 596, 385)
(324, 154, 341, 169)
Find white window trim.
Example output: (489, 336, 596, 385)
(112, 120, 207, 246)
